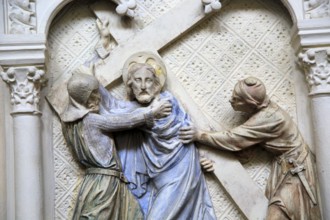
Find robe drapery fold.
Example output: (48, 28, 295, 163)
(198, 101, 321, 220)
(61, 86, 149, 220)
(112, 91, 216, 220)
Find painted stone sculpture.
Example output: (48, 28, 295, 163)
(60, 72, 171, 220)
(180, 77, 322, 220)
(115, 52, 216, 220)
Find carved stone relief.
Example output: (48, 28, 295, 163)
(299, 48, 330, 94)
(179, 76, 321, 219)
(162, 0, 297, 125)
(161, 0, 297, 211)
(304, 0, 330, 19)
(48, 0, 297, 218)
(7, 0, 37, 34)
(53, 116, 83, 219)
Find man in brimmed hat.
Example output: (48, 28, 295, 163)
(180, 76, 321, 220)
(61, 72, 171, 220)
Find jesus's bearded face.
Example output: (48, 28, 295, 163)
(131, 68, 159, 104)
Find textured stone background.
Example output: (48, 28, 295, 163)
(48, 0, 296, 219)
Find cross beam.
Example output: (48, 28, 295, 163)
(94, 0, 212, 85)
(93, 1, 268, 218)
(167, 74, 268, 219)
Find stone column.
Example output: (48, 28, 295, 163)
(0, 66, 45, 220)
(299, 48, 330, 218)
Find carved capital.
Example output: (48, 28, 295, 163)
(202, 0, 222, 14)
(0, 66, 45, 114)
(7, 0, 37, 34)
(299, 48, 330, 95)
(304, 0, 330, 19)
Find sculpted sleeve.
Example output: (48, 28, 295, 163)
(85, 108, 153, 132)
(198, 108, 284, 151)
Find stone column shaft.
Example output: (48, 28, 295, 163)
(0, 66, 45, 220)
(299, 48, 330, 218)
(310, 96, 330, 212)
(13, 114, 43, 219)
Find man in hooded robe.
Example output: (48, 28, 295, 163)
(180, 76, 322, 220)
(61, 73, 171, 220)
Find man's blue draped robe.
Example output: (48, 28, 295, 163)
(99, 87, 216, 220)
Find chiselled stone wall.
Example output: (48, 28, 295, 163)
(48, 0, 296, 219)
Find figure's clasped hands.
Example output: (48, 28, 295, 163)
(150, 98, 172, 119)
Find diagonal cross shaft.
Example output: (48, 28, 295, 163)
(94, 0, 211, 85)
(93, 1, 268, 218)
(167, 73, 268, 220)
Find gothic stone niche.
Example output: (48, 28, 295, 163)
(47, 0, 296, 219)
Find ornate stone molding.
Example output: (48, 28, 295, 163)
(202, 0, 222, 14)
(299, 48, 330, 95)
(0, 66, 45, 114)
(304, 0, 330, 19)
(113, 0, 136, 18)
(7, 0, 37, 34)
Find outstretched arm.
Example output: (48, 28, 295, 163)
(179, 125, 260, 151)
(88, 99, 172, 132)
(179, 115, 283, 151)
